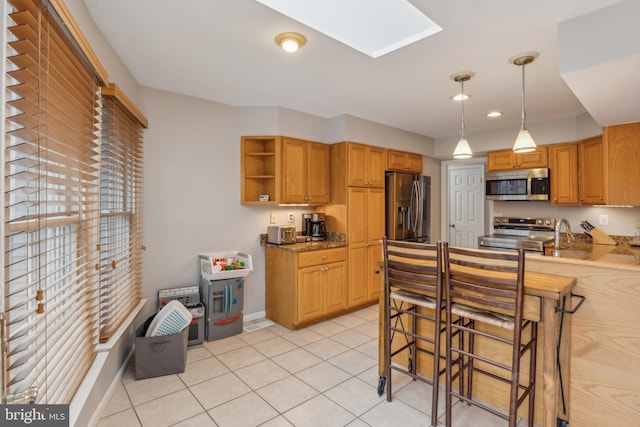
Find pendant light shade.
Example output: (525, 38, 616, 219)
(510, 53, 538, 153)
(451, 72, 474, 159)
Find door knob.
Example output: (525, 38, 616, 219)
(449, 224, 455, 228)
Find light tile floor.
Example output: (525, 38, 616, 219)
(98, 305, 536, 427)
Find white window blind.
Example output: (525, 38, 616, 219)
(4, 0, 101, 404)
(99, 85, 145, 343)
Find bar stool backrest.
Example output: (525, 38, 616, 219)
(383, 238, 442, 300)
(443, 245, 526, 323)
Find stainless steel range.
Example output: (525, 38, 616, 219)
(478, 216, 556, 253)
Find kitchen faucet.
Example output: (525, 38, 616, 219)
(554, 218, 575, 252)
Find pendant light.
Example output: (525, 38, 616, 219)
(451, 72, 473, 159)
(510, 52, 539, 153)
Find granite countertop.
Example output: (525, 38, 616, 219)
(543, 233, 640, 266)
(260, 232, 347, 252)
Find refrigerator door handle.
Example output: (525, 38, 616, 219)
(410, 179, 422, 234)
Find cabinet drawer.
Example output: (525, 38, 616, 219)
(298, 247, 346, 268)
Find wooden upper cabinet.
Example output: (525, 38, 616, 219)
(281, 137, 330, 205)
(579, 136, 605, 205)
(241, 136, 281, 204)
(347, 142, 386, 187)
(241, 135, 329, 205)
(549, 143, 579, 205)
(604, 122, 640, 206)
(387, 149, 423, 174)
(487, 147, 548, 171)
(548, 137, 605, 206)
(306, 142, 330, 204)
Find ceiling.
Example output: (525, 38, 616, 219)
(83, 0, 625, 141)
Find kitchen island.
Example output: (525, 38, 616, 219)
(525, 247, 640, 427)
(380, 244, 639, 427)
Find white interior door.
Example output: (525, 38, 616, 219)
(448, 164, 484, 248)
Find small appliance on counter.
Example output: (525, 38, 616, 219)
(302, 212, 326, 241)
(267, 224, 296, 244)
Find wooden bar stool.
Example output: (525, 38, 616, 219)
(383, 238, 459, 427)
(442, 244, 538, 427)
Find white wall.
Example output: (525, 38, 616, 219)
(139, 88, 439, 321)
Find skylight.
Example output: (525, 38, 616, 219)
(256, 0, 442, 58)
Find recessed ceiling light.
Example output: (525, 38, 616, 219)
(257, 0, 442, 58)
(486, 111, 504, 118)
(275, 32, 307, 52)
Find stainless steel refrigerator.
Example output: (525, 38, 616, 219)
(385, 172, 430, 243)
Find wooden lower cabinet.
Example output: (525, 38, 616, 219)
(265, 246, 347, 329)
(347, 187, 385, 307)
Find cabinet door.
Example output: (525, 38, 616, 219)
(347, 246, 368, 307)
(549, 143, 579, 205)
(367, 188, 385, 244)
(518, 147, 548, 169)
(347, 187, 368, 306)
(367, 146, 387, 187)
(406, 153, 423, 174)
(324, 262, 347, 314)
(297, 266, 324, 323)
(307, 142, 330, 204)
(604, 123, 640, 206)
(387, 150, 407, 171)
(367, 242, 383, 301)
(579, 137, 605, 205)
(487, 149, 516, 170)
(282, 138, 308, 204)
(347, 143, 368, 187)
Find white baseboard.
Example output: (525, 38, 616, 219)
(244, 310, 266, 322)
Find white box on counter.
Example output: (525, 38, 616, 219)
(199, 251, 253, 280)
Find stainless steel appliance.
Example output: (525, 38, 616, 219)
(157, 286, 204, 346)
(485, 168, 550, 201)
(385, 172, 430, 242)
(200, 277, 244, 341)
(478, 216, 556, 253)
(302, 212, 326, 241)
(267, 225, 296, 244)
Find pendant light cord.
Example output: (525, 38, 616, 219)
(460, 79, 465, 139)
(520, 62, 526, 130)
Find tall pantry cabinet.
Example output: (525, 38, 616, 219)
(325, 142, 386, 308)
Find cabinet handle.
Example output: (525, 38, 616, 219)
(322, 255, 327, 259)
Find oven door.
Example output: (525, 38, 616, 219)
(478, 234, 551, 253)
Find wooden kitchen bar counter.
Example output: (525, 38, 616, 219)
(378, 263, 577, 427)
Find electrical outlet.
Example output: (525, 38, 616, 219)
(270, 212, 276, 224)
(288, 213, 295, 224)
(599, 214, 608, 226)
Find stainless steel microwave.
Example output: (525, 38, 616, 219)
(485, 168, 550, 201)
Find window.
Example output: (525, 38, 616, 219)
(2, 0, 144, 404)
(99, 85, 146, 343)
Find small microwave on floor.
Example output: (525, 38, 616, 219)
(157, 286, 205, 346)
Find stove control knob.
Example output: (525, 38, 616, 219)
(544, 220, 551, 226)
(536, 219, 542, 225)
(502, 218, 508, 223)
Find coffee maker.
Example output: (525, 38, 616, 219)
(302, 213, 326, 241)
